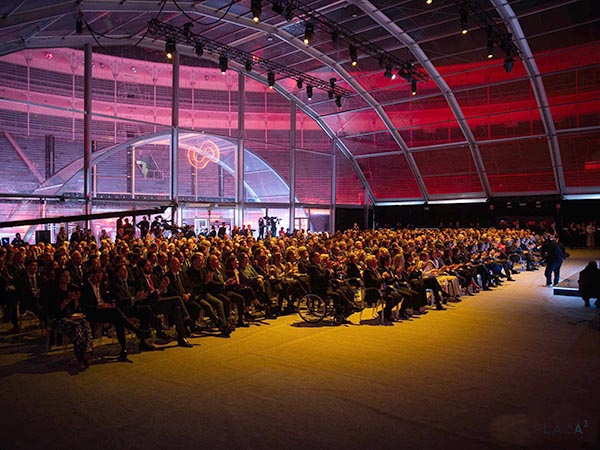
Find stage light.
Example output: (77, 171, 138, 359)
(76, 14, 83, 34)
(328, 90, 334, 100)
(329, 78, 336, 90)
(267, 71, 275, 88)
(306, 85, 313, 100)
(411, 79, 417, 96)
(349, 45, 358, 66)
(165, 39, 176, 60)
(245, 60, 253, 72)
(426, 0, 432, 4)
(297, 78, 303, 89)
(331, 29, 339, 44)
(304, 22, 314, 45)
(251, 0, 262, 23)
(504, 56, 514, 73)
(219, 56, 228, 74)
(460, 8, 468, 35)
(335, 95, 342, 108)
(272, 0, 283, 14)
(383, 66, 396, 80)
(487, 39, 494, 59)
(195, 42, 204, 57)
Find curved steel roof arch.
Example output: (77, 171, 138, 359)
(351, 0, 492, 198)
(490, 0, 565, 196)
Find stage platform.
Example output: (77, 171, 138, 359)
(553, 259, 599, 297)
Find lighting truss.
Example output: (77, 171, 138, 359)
(458, 0, 521, 62)
(267, 0, 428, 83)
(147, 19, 354, 98)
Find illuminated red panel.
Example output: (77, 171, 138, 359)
(245, 140, 291, 185)
(341, 132, 399, 156)
(295, 150, 332, 204)
(398, 121, 467, 147)
(479, 140, 557, 193)
(413, 147, 483, 195)
(559, 133, 600, 189)
(296, 110, 332, 153)
(321, 110, 386, 137)
(336, 148, 365, 205)
(357, 155, 422, 199)
(383, 97, 456, 131)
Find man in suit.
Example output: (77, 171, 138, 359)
(136, 216, 150, 240)
(307, 251, 353, 320)
(66, 250, 85, 287)
(80, 268, 151, 361)
(541, 237, 564, 286)
(205, 254, 248, 328)
(135, 258, 193, 347)
(186, 253, 232, 336)
(238, 252, 274, 318)
(164, 257, 204, 333)
(11, 258, 46, 332)
(110, 263, 158, 352)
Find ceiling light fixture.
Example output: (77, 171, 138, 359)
(349, 45, 358, 67)
(335, 95, 342, 108)
(383, 66, 396, 80)
(219, 56, 228, 74)
(487, 39, 494, 59)
(306, 85, 313, 100)
(245, 60, 253, 72)
(303, 22, 315, 45)
(195, 42, 204, 57)
(165, 39, 176, 60)
(411, 79, 417, 96)
(251, 0, 262, 23)
(267, 71, 275, 88)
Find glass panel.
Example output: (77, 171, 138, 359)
(296, 110, 332, 153)
(336, 148, 366, 205)
(357, 155, 422, 200)
(559, 132, 600, 191)
(479, 140, 557, 194)
(295, 150, 332, 204)
(341, 132, 399, 156)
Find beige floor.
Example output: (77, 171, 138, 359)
(1, 250, 599, 450)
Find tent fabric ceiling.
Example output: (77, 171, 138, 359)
(0, 0, 598, 203)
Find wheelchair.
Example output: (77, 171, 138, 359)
(297, 277, 364, 326)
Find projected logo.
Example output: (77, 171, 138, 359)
(185, 140, 220, 170)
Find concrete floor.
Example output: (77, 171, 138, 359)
(1, 250, 599, 450)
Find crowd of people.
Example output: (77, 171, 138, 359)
(1, 221, 596, 370)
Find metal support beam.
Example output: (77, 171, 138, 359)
(290, 102, 296, 233)
(330, 139, 337, 233)
(83, 43, 93, 224)
(170, 50, 179, 226)
(490, 0, 565, 196)
(236, 72, 245, 228)
(351, 0, 491, 198)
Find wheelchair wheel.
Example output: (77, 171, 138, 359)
(298, 294, 327, 323)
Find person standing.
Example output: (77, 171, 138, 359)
(541, 237, 563, 286)
(585, 222, 596, 249)
(137, 216, 150, 240)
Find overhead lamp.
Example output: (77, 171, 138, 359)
(165, 39, 176, 60)
(331, 29, 339, 44)
(297, 78, 303, 89)
(251, 0, 262, 23)
(272, 0, 283, 14)
(267, 71, 275, 89)
(460, 8, 468, 35)
(349, 45, 358, 67)
(487, 39, 494, 59)
(328, 90, 334, 100)
(329, 78, 336, 90)
(219, 56, 228, 74)
(195, 42, 204, 57)
(245, 60, 253, 72)
(183, 22, 193, 40)
(304, 22, 315, 45)
(75, 13, 83, 34)
(383, 66, 396, 80)
(306, 85, 313, 101)
(503, 56, 514, 73)
(426, 0, 432, 4)
(335, 95, 342, 108)
(411, 79, 417, 96)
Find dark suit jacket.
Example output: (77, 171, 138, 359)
(363, 266, 383, 304)
(307, 263, 329, 296)
(12, 269, 38, 306)
(111, 278, 137, 308)
(165, 271, 193, 298)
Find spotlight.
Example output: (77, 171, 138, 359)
(266, 34, 274, 42)
(131, 66, 137, 74)
(349, 45, 358, 67)
(297, 78, 303, 89)
(306, 85, 313, 101)
(272, 0, 283, 14)
(195, 42, 204, 57)
(426, 0, 432, 4)
(245, 60, 253, 72)
(267, 71, 275, 89)
(383, 66, 396, 80)
(328, 90, 334, 100)
(183, 22, 193, 40)
(303, 22, 314, 45)
(75, 14, 83, 34)
(219, 56, 228, 74)
(411, 79, 417, 96)
(335, 95, 342, 108)
(251, 0, 262, 23)
(329, 78, 336, 90)
(460, 8, 468, 35)
(487, 39, 494, 59)
(503, 56, 514, 73)
(331, 29, 339, 44)
(165, 39, 176, 60)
